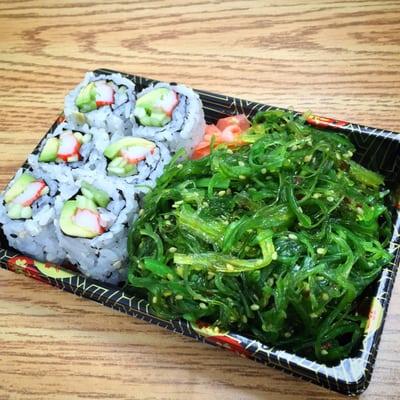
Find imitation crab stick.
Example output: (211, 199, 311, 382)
(191, 114, 250, 160)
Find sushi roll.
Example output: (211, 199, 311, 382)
(102, 136, 171, 191)
(54, 177, 139, 284)
(0, 169, 78, 263)
(28, 122, 109, 181)
(132, 83, 205, 156)
(65, 72, 135, 136)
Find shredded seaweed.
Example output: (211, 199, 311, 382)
(127, 110, 392, 363)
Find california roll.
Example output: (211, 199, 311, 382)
(132, 83, 205, 156)
(103, 136, 171, 191)
(0, 169, 78, 263)
(54, 177, 139, 284)
(65, 72, 135, 136)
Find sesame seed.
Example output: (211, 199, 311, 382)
(226, 263, 235, 272)
(227, 149, 233, 154)
(284, 332, 292, 338)
(139, 209, 144, 216)
(152, 296, 158, 304)
(288, 234, 297, 240)
(238, 161, 245, 167)
(321, 349, 329, 356)
(218, 190, 226, 196)
(327, 196, 334, 202)
(169, 247, 177, 253)
(322, 293, 329, 301)
(261, 168, 267, 174)
(317, 247, 327, 255)
(250, 304, 260, 311)
(346, 151, 353, 158)
(177, 164, 183, 169)
(312, 193, 322, 199)
(199, 303, 207, 309)
(310, 312, 318, 319)
(167, 274, 174, 281)
(272, 251, 278, 260)
(335, 153, 341, 160)
(175, 295, 183, 300)
(304, 155, 312, 162)
(226, 188, 232, 195)
(239, 175, 246, 180)
(242, 315, 248, 323)
(268, 278, 274, 286)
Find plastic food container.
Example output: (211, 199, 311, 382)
(0, 68, 399, 396)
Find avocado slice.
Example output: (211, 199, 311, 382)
(6, 203, 33, 220)
(107, 157, 137, 177)
(59, 200, 98, 238)
(75, 82, 97, 113)
(104, 137, 154, 160)
(81, 181, 110, 208)
(20, 206, 33, 219)
(39, 137, 59, 162)
(7, 203, 23, 219)
(76, 195, 98, 213)
(136, 88, 171, 108)
(4, 173, 36, 204)
(134, 106, 171, 127)
(134, 88, 174, 127)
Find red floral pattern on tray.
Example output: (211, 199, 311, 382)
(306, 114, 348, 129)
(193, 321, 252, 358)
(7, 255, 45, 282)
(6, 254, 75, 281)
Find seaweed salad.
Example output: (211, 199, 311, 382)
(127, 110, 392, 363)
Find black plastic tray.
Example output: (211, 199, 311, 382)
(0, 68, 399, 396)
